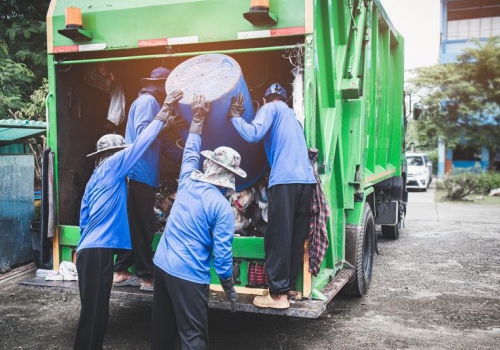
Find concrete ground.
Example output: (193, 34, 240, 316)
(1, 183, 499, 349)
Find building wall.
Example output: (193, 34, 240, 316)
(438, 0, 500, 177)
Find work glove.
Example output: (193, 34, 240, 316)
(220, 276, 238, 313)
(154, 89, 184, 124)
(158, 109, 188, 138)
(190, 94, 211, 135)
(227, 93, 245, 119)
(165, 89, 184, 106)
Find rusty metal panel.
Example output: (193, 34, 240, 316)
(0, 155, 34, 271)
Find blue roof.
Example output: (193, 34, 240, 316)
(0, 119, 47, 145)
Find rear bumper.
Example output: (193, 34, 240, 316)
(19, 268, 354, 318)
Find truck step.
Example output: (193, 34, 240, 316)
(18, 268, 354, 319)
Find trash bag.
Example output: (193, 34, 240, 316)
(107, 84, 126, 126)
(44, 261, 78, 281)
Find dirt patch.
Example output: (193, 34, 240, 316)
(1, 196, 499, 349)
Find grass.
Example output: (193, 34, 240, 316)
(435, 188, 500, 205)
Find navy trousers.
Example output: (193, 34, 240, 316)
(74, 248, 114, 350)
(114, 180, 156, 279)
(265, 183, 314, 295)
(151, 266, 209, 350)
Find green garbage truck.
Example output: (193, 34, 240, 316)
(21, 0, 415, 318)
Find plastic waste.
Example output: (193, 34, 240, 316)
(107, 84, 126, 126)
(44, 261, 78, 282)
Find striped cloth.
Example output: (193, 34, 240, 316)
(308, 148, 330, 276)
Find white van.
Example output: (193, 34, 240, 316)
(406, 152, 433, 191)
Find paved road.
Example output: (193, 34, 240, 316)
(1, 184, 499, 349)
(407, 185, 500, 224)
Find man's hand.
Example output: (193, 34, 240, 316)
(154, 90, 184, 123)
(219, 277, 238, 313)
(190, 94, 211, 135)
(228, 93, 245, 119)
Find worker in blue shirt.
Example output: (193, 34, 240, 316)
(114, 67, 183, 292)
(151, 94, 243, 350)
(228, 83, 316, 309)
(74, 91, 185, 350)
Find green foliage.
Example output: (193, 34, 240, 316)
(408, 37, 500, 161)
(476, 171, 500, 195)
(442, 170, 500, 200)
(405, 121, 419, 148)
(0, 42, 34, 118)
(15, 78, 48, 121)
(5, 20, 47, 81)
(0, 1, 49, 118)
(427, 149, 438, 175)
(442, 172, 480, 200)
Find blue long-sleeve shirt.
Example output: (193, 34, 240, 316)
(77, 120, 163, 251)
(231, 101, 316, 187)
(154, 133, 234, 284)
(125, 94, 181, 188)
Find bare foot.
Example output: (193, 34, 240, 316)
(113, 270, 132, 283)
(140, 277, 153, 287)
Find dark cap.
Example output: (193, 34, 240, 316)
(264, 83, 287, 101)
(140, 67, 171, 86)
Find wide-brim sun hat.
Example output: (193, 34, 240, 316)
(140, 67, 171, 86)
(201, 148, 247, 178)
(87, 134, 129, 157)
(191, 168, 237, 190)
(190, 146, 247, 190)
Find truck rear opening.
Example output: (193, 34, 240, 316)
(21, 0, 407, 318)
(21, 34, 354, 317)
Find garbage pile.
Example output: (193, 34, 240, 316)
(227, 179, 268, 237)
(154, 178, 179, 232)
(154, 173, 270, 236)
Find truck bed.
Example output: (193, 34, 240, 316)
(19, 268, 353, 318)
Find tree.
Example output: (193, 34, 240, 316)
(0, 1, 49, 119)
(15, 78, 48, 121)
(408, 36, 500, 166)
(0, 1, 49, 86)
(0, 42, 34, 118)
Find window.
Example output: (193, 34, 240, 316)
(407, 156, 424, 166)
(454, 145, 481, 161)
(446, 16, 500, 40)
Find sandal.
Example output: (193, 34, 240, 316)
(114, 275, 141, 287)
(140, 284, 154, 292)
(113, 271, 132, 284)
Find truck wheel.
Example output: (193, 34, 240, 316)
(343, 204, 375, 297)
(381, 222, 400, 240)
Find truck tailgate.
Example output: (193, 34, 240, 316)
(18, 268, 353, 318)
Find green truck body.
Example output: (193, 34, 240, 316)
(23, 0, 409, 318)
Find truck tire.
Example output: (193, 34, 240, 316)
(343, 204, 375, 297)
(381, 222, 400, 240)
